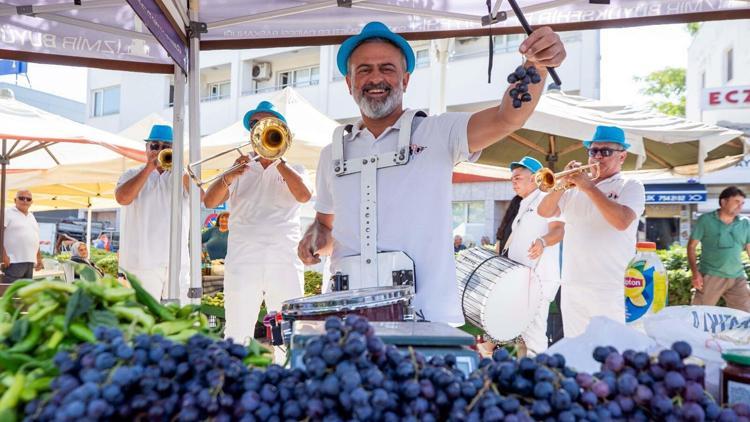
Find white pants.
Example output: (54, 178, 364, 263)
(127, 266, 190, 304)
(223, 263, 303, 345)
(522, 281, 560, 354)
(561, 282, 625, 338)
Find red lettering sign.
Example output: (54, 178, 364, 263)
(725, 90, 738, 104)
(709, 92, 720, 105)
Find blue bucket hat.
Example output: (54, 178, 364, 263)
(145, 124, 173, 143)
(583, 125, 630, 150)
(510, 156, 543, 173)
(243, 101, 287, 131)
(336, 21, 415, 76)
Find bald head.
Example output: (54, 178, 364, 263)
(14, 190, 33, 214)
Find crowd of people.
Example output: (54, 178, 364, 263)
(2, 21, 748, 354)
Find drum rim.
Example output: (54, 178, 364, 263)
(281, 286, 414, 316)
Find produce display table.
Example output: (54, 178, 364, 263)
(202, 275, 224, 295)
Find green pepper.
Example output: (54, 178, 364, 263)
(0, 352, 33, 372)
(102, 287, 135, 303)
(7, 324, 42, 354)
(44, 331, 65, 351)
(17, 281, 75, 300)
(26, 376, 52, 392)
(245, 355, 273, 367)
(0, 371, 25, 412)
(111, 306, 155, 329)
(151, 319, 195, 336)
(68, 323, 96, 343)
(166, 329, 198, 342)
(0, 281, 32, 314)
(28, 302, 59, 323)
(0, 323, 11, 339)
(177, 304, 200, 319)
(125, 273, 175, 321)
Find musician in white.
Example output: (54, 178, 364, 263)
(501, 156, 564, 353)
(297, 21, 567, 325)
(203, 101, 313, 344)
(538, 126, 645, 338)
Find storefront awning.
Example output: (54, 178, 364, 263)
(645, 183, 707, 204)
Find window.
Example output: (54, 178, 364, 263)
(452, 201, 486, 229)
(206, 81, 230, 100)
(725, 49, 733, 82)
(277, 66, 320, 89)
(90, 86, 120, 117)
(416, 49, 430, 68)
(168, 84, 175, 106)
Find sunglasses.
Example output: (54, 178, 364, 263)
(587, 147, 625, 158)
(149, 142, 171, 151)
(16, 196, 32, 202)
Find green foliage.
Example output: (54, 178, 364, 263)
(685, 22, 701, 36)
(93, 255, 119, 278)
(305, 271, 323, 296)
(635, 67, 686, 117)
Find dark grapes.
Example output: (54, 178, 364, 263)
(506, 64, 543, 108)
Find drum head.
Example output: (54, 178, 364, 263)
(481, 265, 543, 342)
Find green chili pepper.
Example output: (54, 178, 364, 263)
(0, 281, 32, 314)
(111, 306, 155, 329)
(44, 331, 65, 351)
(166, 329, 199, 342)
(177, 304, 200, 319)
(68, 323, 96, 343)
(102, 287, 135, 303)
(151, 320, 195, 336)
(0, 371, 25, 412)
(7, 324, 42, 354)
(125, 273, 175, 321)
(0, 352, 33, 372)
(28, 302, 59, 323)
(17, 281, 75, 300)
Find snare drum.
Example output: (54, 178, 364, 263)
(281, 286, 414, 323)
(456, 247, 542, 342)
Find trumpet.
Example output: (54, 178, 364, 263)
(157, 148, 172, 171)
(187, 117, 292, 187)
(534, 162, 600, 192)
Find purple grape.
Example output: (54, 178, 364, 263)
(732, 403, 750, 417)
(592, 380, 610, 398)
(605, 353, 625, 372)
(672, 341, 692, 359)
(616, 373, 638, 396)
(658, 349, 682, 370)
(681, 402, 706, 422)
(634, 384, 654, 405)
(593, 346, 610, 363)
(665, 371, 686, 393)
(576, 373, 594, 388)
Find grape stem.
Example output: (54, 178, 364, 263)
(466, 379, 492, 413)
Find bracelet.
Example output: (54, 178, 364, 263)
(537, 237, 547, 247)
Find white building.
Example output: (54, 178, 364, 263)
(87, 31, 601, 246)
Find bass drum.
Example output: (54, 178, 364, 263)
(456, 247, 543, 342)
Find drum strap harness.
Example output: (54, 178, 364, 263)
(330, 109, 426, 290)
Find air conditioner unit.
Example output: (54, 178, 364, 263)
(252, 62, 272, 81)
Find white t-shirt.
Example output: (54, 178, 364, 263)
(507, 189, 561, 284)
(3, 207, 39, 263)
(117, 166, 189, 271)
(226, 160, 310, 266)
(558, 173, 645, 288)
(315, 110, 478, 325)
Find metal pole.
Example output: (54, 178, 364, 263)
(187, 0, 203, 303)
(0, 140, 7, 268)
(86, 207, 92, 251)
(168, 65, 186, 302)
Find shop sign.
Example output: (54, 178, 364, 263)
(645, 192, 706, 204)
(702, 85, 750, 110)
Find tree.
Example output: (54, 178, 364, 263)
(635, 67, 686, 117)
(685, 22, 701, 36)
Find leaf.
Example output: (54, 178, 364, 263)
(10, 318, 30, 343)
(64, 289, 94, 331)
(88, 309, 119, 331)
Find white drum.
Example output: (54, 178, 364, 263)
(456, 247, 543, 342)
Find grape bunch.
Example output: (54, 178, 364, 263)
(507, 65, 542, 109)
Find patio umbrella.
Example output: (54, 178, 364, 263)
(0, 87, 144, 260)
(477, 91, 746, 174)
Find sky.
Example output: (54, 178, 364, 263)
(0, 24, 694, 107)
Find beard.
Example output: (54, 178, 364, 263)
(353, 80, 403, 119)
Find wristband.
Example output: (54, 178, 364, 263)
(537, 237, 547, 248)
(221, 175, 231, 189)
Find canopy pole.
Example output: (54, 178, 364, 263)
(698, 142, 706, 179)
(187, 0, 203, 304)
(86, 207, 92, 251)
(429, 39, 451, 116)
(167, 64, 187, 302)
(0, 139, 7, 268)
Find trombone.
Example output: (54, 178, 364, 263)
(186, 117, 292, 187)
(534, 162, 600, 192)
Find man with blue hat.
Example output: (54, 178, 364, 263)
(495, 156, 564, 353)
(204, 101, 312, 344)
(116, 124, 195, 302)
(298, 22, 566, 325)
(539, 125, 645, 338)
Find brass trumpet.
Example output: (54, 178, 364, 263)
(157, 148, 172, 171)
(534, 162, 600, 192)
(187, 117, 292, 186)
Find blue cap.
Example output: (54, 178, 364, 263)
(336, 22, 415, 76)
(583, 125, 630, 150)
(145, 125, 173, 143)
(510, 156, 543, 173)
(243, 101, 287, 131)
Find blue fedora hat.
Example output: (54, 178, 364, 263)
(145, 124, 173, 143)
(510, 156, 543, 173)
(243, 101, 287, 131)
(583, 125, 630, 150)
(336, 21, 415, 76)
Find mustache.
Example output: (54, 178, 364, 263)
(361, 82, 392, 94)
